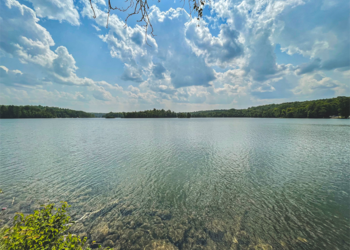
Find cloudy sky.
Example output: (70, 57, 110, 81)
(0, 0, 349, 112)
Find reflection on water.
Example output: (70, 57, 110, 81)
(0, 118, 349, 249)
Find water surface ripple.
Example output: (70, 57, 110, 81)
(0, 118, 349, 249)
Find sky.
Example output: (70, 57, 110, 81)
(0, 0, 349, 112)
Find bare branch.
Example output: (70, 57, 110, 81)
(90, 0, 207, 43)
(89, 0, 97, 18)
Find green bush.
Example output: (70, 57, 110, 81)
(0, 202, 96, 250)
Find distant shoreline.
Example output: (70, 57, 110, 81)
(1, 96, 349, 119)
(0, 117, 348, 119)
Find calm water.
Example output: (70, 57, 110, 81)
(0, 118, 349, 249)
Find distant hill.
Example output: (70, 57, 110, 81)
(191, 96, 350, 118)
(1, 96, 349, 119)
(0, 105, 95, 118)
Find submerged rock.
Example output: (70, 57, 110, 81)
(194, 231, 207, 246)
(205, 220, 226, 242)
(120, 205, 135, 216)
(69, 222, 85, 234)
(297, 237, 307, 243)
(168, 227, 185, 246)
(251, 243, 273, 250)
(157, 210, 172, 221)
(152, 226, 168, 239)
(90, 222, 109, 242)
(105, 233, 120, 242)
(149, 209, 158, 216)
(235, 231, 250, 247)
(109, 220, 124, 231)
(90, 242, 100, 249)
(144, 240, 178, 250)
(103, 239, 114, 248)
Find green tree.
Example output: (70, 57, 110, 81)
(338, 96, 350, 118)
(0, 202, 96, 250)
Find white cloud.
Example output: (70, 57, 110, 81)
(0, 65, 44, 86)
(271, 0, 350, 73)
(0, 86, 89, 105)
(293, 73, 348, 96)
(52, 46, 78, 77)
(0, 0, 56, 66)
(121, 64, 144, 82)
(83, 4, 217, 88)
(25, 0, 80, 25)
(0, 0, 123, 103)
(91, 24, 101, 31)
(185, 22, 243, 67)
(92, 86, 115, 101)
(1, 0, 349, 111)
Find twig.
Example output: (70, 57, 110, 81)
(89, 0, 207, 43)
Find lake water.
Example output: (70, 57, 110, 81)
(0, 118, 349, 249)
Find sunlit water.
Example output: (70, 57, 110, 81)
(0, 118, 349, 249)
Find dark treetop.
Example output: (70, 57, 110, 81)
(191, 96, 350, 118)
(103, 112, 124, 118)
(0, 105, 95, 118)
(1, 96, 349, 119)
(123, 109, 177, 118)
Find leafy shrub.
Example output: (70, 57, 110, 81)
(0, 202, 96, 250)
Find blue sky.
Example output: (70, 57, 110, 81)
(0, 0, 349, 112)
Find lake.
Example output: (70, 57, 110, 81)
(0, 118, 349, 249)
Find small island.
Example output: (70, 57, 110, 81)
(103, 112, 123, 118)
(123, 109, 177, 118)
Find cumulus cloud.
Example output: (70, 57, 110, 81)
(83, 3, 158, 65)
(92, 86, 114, 101)
(0, 0, 123, 103)
(273, 0, 350, 73)
(25, 0, 80, 25)
(52, 46, 78, 77)
(293, 73, 349, 97)
(185, 22, 243, 67)
(121, 64, 144, 82)
(1, 0, 350, 110)
(0, 0, 56, 66)
(83, 4, 217, 89)
(244, 28, 287, 81)
(0, 86, 89, 105)
(148, 7, 217, 88)
(152, 63, 166, 79)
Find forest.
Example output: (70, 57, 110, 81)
(0, 97, 349, 119)
(191, 96, 350, 118)
(123, 109, 177, 118)
(104, 112, 124, 118)
(178, 113, 192, 118)
(0, 105, 95, 118)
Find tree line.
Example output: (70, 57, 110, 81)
(178, 113, 192, 118)
(1, 97, 349, 119)
(104, 112, 124, 118)
(0, 105, 95, 118)
(123, 109, 177, 118)
(191, 96, 350, 118)
(103, 110, 192, 118)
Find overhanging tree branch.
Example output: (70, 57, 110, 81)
(89, 0, 206, 39)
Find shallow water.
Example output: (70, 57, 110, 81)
(0, 118, 349, 249)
